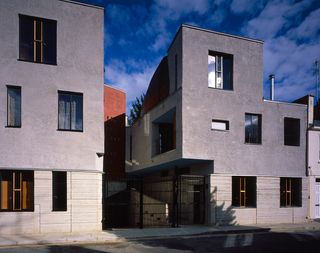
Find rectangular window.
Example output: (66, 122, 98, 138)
(19, 14, 57, 65)
(0, 170, 34, 211)
(58, 91, 83, 131)
(245, 113, 262, 144)
(52, 171, 67, 211)
(211, 119, 229, 131)
(208, 51, 233, 90)
(232, 176, 256, 207)
(7, 86, 21, 127)
(280, 178, 302, 207)
(174, 54, 178, 91)
(284, 117, 300, 146)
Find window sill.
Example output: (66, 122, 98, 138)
(208, 87, 234, 92)
(284, 144, 300, 147)
(57, 129, 83, 132)
(244, 142, 262, 145)
(52, 210, 67, 212)
(280, 206, 302, 208)
(231, 206, 256, 209)
(211, 129, 229, 132)
(18, 58, 57, 66)
(5, 125, 21, 128)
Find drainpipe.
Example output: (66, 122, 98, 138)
(269, 74, 275, 101)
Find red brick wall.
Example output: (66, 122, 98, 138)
(104, 85, 126, 179)
(104, 86, 126, 121)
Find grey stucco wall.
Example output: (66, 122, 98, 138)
(127, 32, 184, 173)
(308, 130, 320, 176)
(0, 0, 104, 172)
(181, 26, 307, 177)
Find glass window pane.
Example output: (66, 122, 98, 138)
(43, 20, 57, 64)
(71, 95, 83, 131)
(14, 191, 21, 210)
(19, 15, 34, 61)
(7, 87, 21, 127)
(208, 55, 216, 88)
(223, 57, 232, 90)
(58, 94, 71, 130)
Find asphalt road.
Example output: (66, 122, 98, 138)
(1, 231, 320, 253)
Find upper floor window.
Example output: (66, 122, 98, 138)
(245, 113, 262, 144)
(58, 91, 83, 131)
(284, 117, 300, 146)
(211, 119, 229, 131)
(0, 170, 34, 211)
(208, 51, 233, 90)
(19, 14, 56, 65)
(7, 86, 21, 127)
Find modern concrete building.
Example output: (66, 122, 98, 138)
(305, 97, 320, 219)
(127, 25, 309, 225)
(0, 0, 104, 234)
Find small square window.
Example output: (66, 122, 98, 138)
(245, 113, 262, 144)
(284, 117, 300, 146)
(58, 91, 83, 131)
(208, 51, 233, 90)
(211, 119, 229, 131)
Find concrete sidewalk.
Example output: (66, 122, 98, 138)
(1, 220, 320, 247)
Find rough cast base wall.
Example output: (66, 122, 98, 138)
(210, 175, 308, 225)
(0, 171, 102, 235)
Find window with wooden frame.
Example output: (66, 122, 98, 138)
(232, 176, 256, 207)
(0, 170, 34, 211)
(280, 178, 302, 207)
(52, 171, 67, 211)
(19, 14, 56, 65)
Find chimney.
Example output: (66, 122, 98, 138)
(269, 74, 275, 100)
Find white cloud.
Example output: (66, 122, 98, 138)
(155, 0, 210, 16)
(243, 0, 315, 40)
(230, 0, 266, 15)
(105, 59, 159, 112)
(287, 8, 320, 40)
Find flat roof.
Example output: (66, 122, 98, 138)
(263, 99, 307, 107)
(59, 0, 104, 10)
(168, 23, 263, 53)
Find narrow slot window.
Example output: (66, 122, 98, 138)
(7, 86, 21, 127)
(52, 171, 67, 211)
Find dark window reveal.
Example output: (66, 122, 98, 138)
(245, 113, 262, 144)
(232, 176, 256, 207)
(280, 178, 302, 207)
(7, 86, 21, 127)
(52, 171, 67, 211)
(208, 51, 233, 90)
(284, 118, 300, 146)
(0, 170, 34, 211)
(19, 14, 56, 64)
(58, 91, 83, 131)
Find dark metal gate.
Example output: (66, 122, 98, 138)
(104, 175, 205, 228)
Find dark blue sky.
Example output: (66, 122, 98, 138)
(75, 0, 320, 111)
